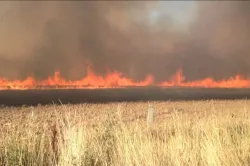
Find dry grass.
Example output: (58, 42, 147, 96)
(1, 100, 250, 165)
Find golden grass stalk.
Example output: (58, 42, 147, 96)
(1, 100, 250, 165)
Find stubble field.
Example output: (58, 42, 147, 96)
(1, 100, 250, 166)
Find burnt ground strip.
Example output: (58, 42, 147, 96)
(0, 87, 250, 106)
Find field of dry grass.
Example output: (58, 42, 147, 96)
(1, 100, 250, 166)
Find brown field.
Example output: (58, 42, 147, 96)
(1, 100, 250, 165)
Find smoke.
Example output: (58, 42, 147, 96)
(0, 1, 250, 81)
(183, 1, 250, 80)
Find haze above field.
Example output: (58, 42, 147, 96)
(0, 1, 250, 81)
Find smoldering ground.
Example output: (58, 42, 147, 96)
(0, 1, 250, 82)
(1, 88, 250, 106)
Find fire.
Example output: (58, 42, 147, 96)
(159, 69, 250, 88)
(0, 67, 250, 90)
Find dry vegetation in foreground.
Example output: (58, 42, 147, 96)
(1, 100, 250, 166)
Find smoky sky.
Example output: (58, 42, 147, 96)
(0, 1, 250, 82)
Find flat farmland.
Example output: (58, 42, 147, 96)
(1, 100, 250, 165)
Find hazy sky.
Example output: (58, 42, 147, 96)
(149, 1, 197, 28)
(0, 1, 249, 82)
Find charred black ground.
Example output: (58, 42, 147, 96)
(0, 88, 250, 107)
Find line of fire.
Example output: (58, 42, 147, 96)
(1, 66, 250, 90)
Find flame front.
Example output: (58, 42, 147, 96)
(1, 67, 250, 90)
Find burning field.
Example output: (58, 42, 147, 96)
(1, 1, 250, 165)
(1, 1, 250, 90)
(1, 67, 250, 90)
(0, 1, 250, 104)
(2, 66, 250, 106)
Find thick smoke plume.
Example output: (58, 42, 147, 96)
(0, 1, 250, 82)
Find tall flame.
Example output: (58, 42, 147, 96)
(1, 67, 250, 90)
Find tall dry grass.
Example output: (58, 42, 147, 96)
(1, 100, 250, 166)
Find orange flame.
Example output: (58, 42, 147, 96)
(159, 69, 250, 88)
(0, 67, 250, 90)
